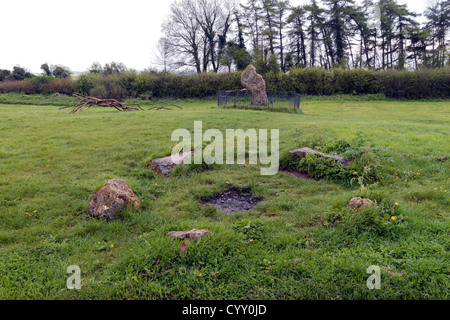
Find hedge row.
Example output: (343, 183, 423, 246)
(0, 67, 448, 100)
(266, 67, 450, 99)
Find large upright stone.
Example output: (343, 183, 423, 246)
(241, 65, 269, 106)
(88, 179, 140, 220)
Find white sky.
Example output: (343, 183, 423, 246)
(0, 0, 428, 73)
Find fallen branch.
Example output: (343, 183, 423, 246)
(61, 93, 141, 113)
(147, 105, 183, 110)
(61, 94, 182, 113)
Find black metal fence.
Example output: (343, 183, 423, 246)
(218, 90, 301, 110)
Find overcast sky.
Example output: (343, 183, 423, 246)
(0, 0, 428, 74)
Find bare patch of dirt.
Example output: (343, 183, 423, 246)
(202, 188, 264, 213)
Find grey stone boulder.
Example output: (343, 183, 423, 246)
(88, 179, 140, 220)
(167, 229, 211, 241)
(148, 151, 194, 176)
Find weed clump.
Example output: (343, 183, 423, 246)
(280, 131, 389, 188)
(324, 197, 408, 237)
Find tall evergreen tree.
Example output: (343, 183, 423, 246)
(424, 0, 450, 67)
(323, 0, 355, 67)
(240, 0, 264, 53)
(288, 5, 308, 67)
(260, 0, 279, 56)
(304, 0, 324, 67)
(275, 0, 290, 71)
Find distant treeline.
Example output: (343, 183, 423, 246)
(0, 67, 449, 100)
(159, 0, 450, 73)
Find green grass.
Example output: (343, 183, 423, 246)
(0, 94, 448, 300)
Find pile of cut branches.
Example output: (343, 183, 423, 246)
(61, 93, 143, 113)
(61, 94, 183, 113)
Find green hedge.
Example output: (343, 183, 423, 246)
(0, 67, 448, 100)
(266, 67, 450, 99)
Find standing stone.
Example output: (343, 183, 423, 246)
(241, 65, 269, 106)
(88, 179, 140, 220)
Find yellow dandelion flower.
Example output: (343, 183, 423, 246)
(395, 202, 398, 206)
(33, 210, 37, 213)
(199, 273, 202, 277)
(97, 260, 100, 264)
(110, 244, 114, 248)
(391, 216, 396, 220)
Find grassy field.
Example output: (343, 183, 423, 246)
(0, 94, 448, 299)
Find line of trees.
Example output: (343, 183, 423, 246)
(157, 0, 450, 73)
(0, 0, 448, 100)
(0, 64, 72, 82)
(0, 66, 34, 82)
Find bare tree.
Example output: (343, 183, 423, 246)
(240, 0, 264, 52)
(161, 0, 236, 73)
(162, 0, 204, 73)
(151, 37, 173, 72)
